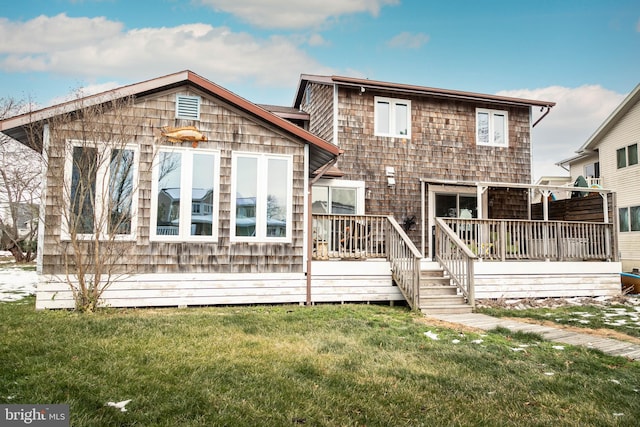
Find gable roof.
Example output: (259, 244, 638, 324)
(0, 70, 342, 173)
(294, 74, 556, 109)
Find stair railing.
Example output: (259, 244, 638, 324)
(434, 217, 477, 308)
(386, 216, 422, 310)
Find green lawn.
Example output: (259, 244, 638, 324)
(2, 298, 640, 426)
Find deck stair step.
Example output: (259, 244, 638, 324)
(419, 263, 473, 315)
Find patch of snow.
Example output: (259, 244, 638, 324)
(106, 399, 131, 412)
(0, 268, 37, 302)
(552, 345, 565, 350)
(544, 372, 554, 376)
(451, 339, 460, 344)
(609, 379, 620, 385)
(424, 331, 439, 340)
(471, 339, 483, 344)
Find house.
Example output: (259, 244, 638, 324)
(558, 83, 640, 274)
(278, 75, 621, 308)
(0, 71, 623, 312)
(0, 70, 344, 309)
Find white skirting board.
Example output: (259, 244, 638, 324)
(473, 261, 622, 299)
(35, 260, 402, 309)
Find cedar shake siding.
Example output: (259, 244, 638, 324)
(301, 81, 535, 246)
(40, 86, 307, 276)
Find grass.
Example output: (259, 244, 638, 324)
(479, 303, 640, 340)
(1, 299, 640, 426)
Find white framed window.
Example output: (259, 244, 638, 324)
(62, 141, 139, 240)
(231, 152, 292, 242)
(150, 147, 220, 241)
(311, 179, 365, 215)
(476, 108, 508, 147)
(176, 95, 200, 120)
(374, 97, 411, 138)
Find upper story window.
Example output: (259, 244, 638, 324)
(150, 147, 220, 241)
(63, 142, 138, 240)
(231, 152, 292, 242)
(176, 95, 200, 120)
(584, 162, 600, 178)
(617, 143, 638, 169)
(476, 108, 508, 147)
(374, 97, 411, 138)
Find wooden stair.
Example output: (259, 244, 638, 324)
(419, 262, 473, 315)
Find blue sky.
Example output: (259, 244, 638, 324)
(1, 0, 639, 179)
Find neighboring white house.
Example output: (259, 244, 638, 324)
(558, 83, 640, 273)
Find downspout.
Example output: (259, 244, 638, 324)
(306, 155, 341, 306)
(532, 105, 552, 128)
(36, 123, 50, 275)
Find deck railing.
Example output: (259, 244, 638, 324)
(434, 218, 476, 307)
(440, 218, 616, 262)
(312, 214, 387, 259)
(311, 214, 422, 309)
(387, 216, 423, 310)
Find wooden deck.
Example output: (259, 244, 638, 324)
(428, 313, 640, 360)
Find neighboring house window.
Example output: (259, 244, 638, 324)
(584, 162, 600, 178)
(619, 206, 640, 232)
(151, 148, 220, 241)
(64, 142, 138, 239)
(231, 153, 292, 241)
(312, 180, 365, 215)
(374, 97, 411, 138)
(176, 95, 200, 120)
(617, 143, 638, 169)
(476, 108, 508, 147)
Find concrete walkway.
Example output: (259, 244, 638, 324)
(428, 312, 640, 361)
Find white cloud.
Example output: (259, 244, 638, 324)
(308, 33, 330, 47)
(0, 14, 333, 88)
(386, 32, 429, 49)
(197, 0, 399, 29)
(497, 85, 626, 181)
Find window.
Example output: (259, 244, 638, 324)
(375, 97, 411, 138)
(584, 162, 600, 178)
(312, 180, 366, 215)
(151, 148, 219, 240)
(231, 153, 292, 241)
(64, 143, 138, 239)
(619, 206, 640, 232)
(617, 143, 638, 169)
(435, 194, 477, 218)
(476, 108, 508, 147)
(176, 95, 200, 120)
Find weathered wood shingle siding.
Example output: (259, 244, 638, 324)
(41, 85, 306, 276)
(313, 85, 533, 246)
(301, 83, 334, 143)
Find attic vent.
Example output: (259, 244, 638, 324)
(176, 95, 200, 120)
